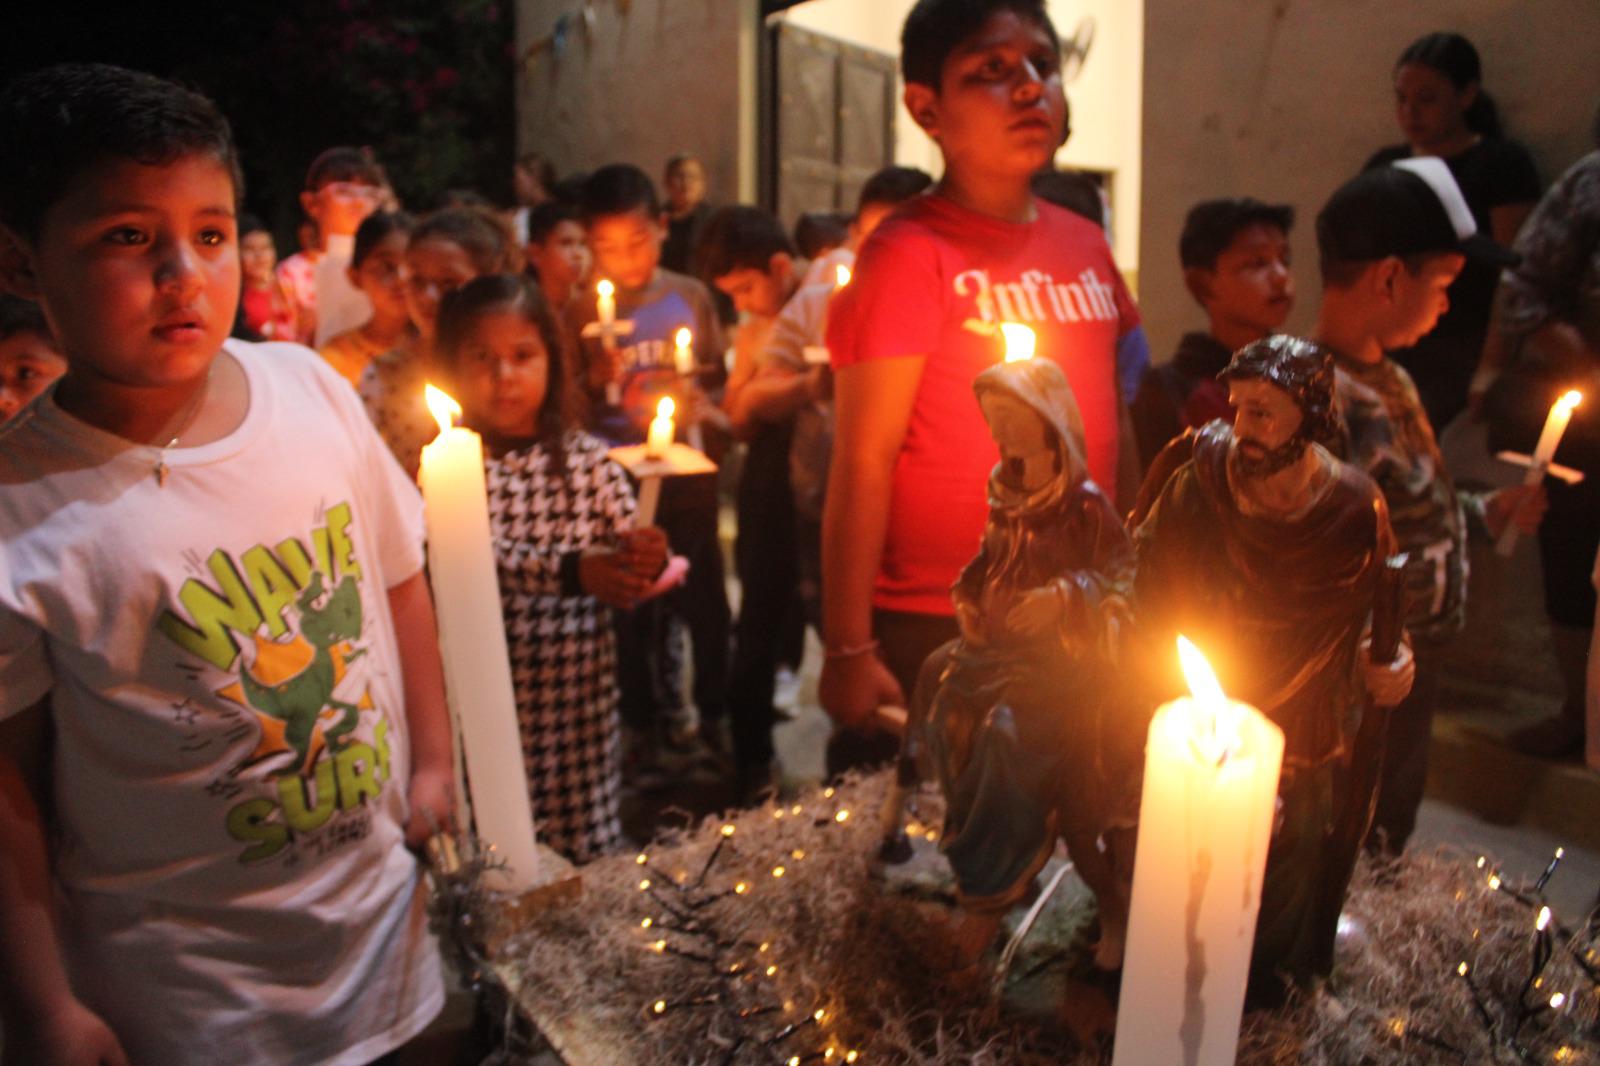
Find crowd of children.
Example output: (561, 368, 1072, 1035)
(0, 0, 1596, 1060)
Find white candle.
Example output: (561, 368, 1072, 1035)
(596, 279, 621, 406)
(1000, 322, 1036, 363)
(1113, 637, 1284, 1066)
(596, 278, 616, 338)
(673, 327, 694, 377)
(418, 384, 541, 892)
(646, 396, 675, 459)
(1497, 389, 1581, 556)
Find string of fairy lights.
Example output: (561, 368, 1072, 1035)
(630, 787, 867, 1065)
(1392, 847, 1600, 1064)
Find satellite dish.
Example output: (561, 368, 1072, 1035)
(1062, 17, 1096, 84)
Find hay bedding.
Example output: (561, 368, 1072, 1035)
(478, 771, 1600, 1065)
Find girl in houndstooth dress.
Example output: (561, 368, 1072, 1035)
(437, 274, 667, 863)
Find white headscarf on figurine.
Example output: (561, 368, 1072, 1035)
(973, 356, 1090, 508)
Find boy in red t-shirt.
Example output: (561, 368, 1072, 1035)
(820, 0, 1141, 770)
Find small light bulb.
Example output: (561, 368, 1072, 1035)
(766, 964, 778, 976)
(1457, 962, 1469, 977)
(1487, 874, 1501, 891)
(1476, 856, 1486, 869)
(1551, 992, 1567, 1009)
(774, 808, 784, 819)
(652, 939, 666, 953)
(789, 1057, 801, 1066)
(846, 1052, 859, 1063)
(759, 941, 771, 952)
(773, 866, 786, 878)
(735, 881, 749, 895)
(792, 804, 803, 815)
(1537, 906, 1552, 931)
(824, 787, 835, 798)
(638, 878, 651, 891)
(722, 824, 736, 837)
(835, 810, 850, 823)
(636, 853, 648, 865)
(641, 917, 653, 929)
(653, 1000, 666, 1014)
(814, 1008, 826, 1021)
(792, 849, 806, 860)
(1556, 847, 1565, 859)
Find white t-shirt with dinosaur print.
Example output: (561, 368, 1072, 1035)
(0, 340, 442, 1065)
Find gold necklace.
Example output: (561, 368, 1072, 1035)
(151, 367, 214, 488)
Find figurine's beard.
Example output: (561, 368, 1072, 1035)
(1232, 434, 1307, 479)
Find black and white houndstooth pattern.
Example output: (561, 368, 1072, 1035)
(488, 430, 635, 864)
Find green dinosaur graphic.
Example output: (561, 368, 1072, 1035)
(237, 572, 368, 773)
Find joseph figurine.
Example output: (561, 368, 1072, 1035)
(1131, 335, 1414, 1003)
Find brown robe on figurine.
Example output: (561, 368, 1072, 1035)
(913, 355, 1141, 969)
(1131, 336, 1400, 1003)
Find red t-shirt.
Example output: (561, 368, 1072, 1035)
(827, 193, 1139, 615)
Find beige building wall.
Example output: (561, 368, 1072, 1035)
(778, 0, 1145, 273)
(515, 0, 751, 204)
(1139, 0, 1600, 362)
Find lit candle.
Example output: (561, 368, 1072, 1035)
(646, 396, 675, 459)
(418, 384, 542, 892)
(1497, 389, 1581, 556)
(596, 278, 616, 339)
(1000, 322, 1036, 363)
(1112, 637, 1284, 1066)
(596, 279, 621, 406)
(673, 327, 694, 377)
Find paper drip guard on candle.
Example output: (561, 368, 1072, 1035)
(608, 421, 717, 530)
(1112, 636, 1284, 1066)
(1496, 389, 1582, 557)
(418, 384, 542, 892)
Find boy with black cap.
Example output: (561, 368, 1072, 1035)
(1313, 157, 1546, 853)
(1132, 197, 1294, 468)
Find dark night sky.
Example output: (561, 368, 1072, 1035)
(2, 0, 517, 236)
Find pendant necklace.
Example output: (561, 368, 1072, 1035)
(151, 368, 213, 487)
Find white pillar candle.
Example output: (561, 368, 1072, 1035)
(1497, 389, 1581, 556)
(1000, 321, 1036, 363)
(418, 385, 541, 892)
(1112, 637, 1284, 1066)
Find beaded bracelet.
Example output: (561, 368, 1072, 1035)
(823, 639, 880, 661)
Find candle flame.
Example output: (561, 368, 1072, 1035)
(675, 327, 691, 349)
(1176, 636, 1243, 766)
(1557, 390, 1582, 416)
(656, 396, 676, 421)
(424, 384, 462, 434)
(597, 278, 614, 298)
(835, 264, 852, 288)
(999, 322, 1036, 363)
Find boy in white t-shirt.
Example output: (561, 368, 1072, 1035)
(0, 64, 452, 1065)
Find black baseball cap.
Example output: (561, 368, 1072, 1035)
(1317, 157, 1518, 268)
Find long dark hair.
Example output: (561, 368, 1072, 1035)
(436, 273, 573, 474)
(1397, 32, 1503, 139)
